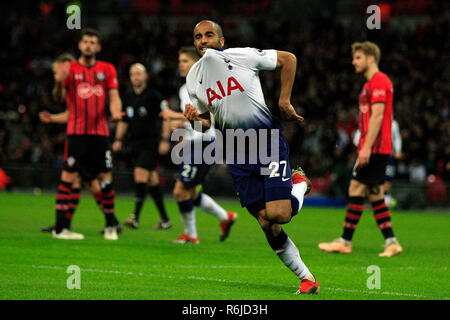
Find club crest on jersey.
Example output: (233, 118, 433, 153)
(96, 72, 105, 81)
(253, 48, 266, 56)
(206, 77, 244, 106)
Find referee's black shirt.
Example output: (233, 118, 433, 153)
(122, 87, 165, 144)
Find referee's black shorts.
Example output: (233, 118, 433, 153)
(64, 135, 113, 181)
(352, 154, 389, 186)
(128, 139, 159, 171)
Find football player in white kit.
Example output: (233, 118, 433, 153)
(160, 46, 238, 244)
(183, 20, 319, 294)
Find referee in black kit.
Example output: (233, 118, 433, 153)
(113, 63, 172, 230)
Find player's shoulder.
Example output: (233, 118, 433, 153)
(96, 60, 117, 71)
(371, 71, 392, 86)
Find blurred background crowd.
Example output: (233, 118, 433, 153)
(0, 0, 448, 206)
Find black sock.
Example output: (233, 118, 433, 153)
(341, 196, 364, 241)
(55, 181, 72, 233)
(148, 185, 169, 222)
(133, 183, 147, 221)
(372, 199, 395, 239)
(101, 181, 118, 227)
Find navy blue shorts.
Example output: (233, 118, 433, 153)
(227, 134, 293, 215)
(178, 140, 214, 188)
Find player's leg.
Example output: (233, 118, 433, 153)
(148, 170, 171, 229)
(41, 173, 80, 233)
(86, 178, 104, 213)
(173, 179, 199, 243)
(262, 146, 311, 225)
(65, 176, 81, 228)
(368, 184, 402, 257)
(92, 136, 120, 240)
(190, 169, 238, 242)
(51, 136, 85, 239)
(123, 166, 149, 228)
(318, 179, 366, 253)
(252, 208, 319, 294)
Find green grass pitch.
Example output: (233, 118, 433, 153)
(0, 191, 448, 300)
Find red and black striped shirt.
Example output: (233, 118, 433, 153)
(63, 60, 119, 136)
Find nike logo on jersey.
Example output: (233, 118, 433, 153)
(282, 177, 290, 182)
(199, 76, 203, 84)
(206, 77, 244, 106)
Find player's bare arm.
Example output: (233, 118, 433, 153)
(112, 120, 128, 152)
(39, 110, 69, 124)
(108, 89, 124, 122)
(358, 102, 385, 166)
(183, 104, 211, 132)
(276, 50, 304, 123)
(159, 117, 171, 155)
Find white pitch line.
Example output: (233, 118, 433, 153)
(31, 265, 448, 300)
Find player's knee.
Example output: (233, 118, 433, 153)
(173, 185, 189, 201)
(265, 206, 292, 224)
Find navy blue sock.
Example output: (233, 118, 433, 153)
(290, 195, 299, 218)
(177, 199, 194, 213)
(266, 229, 288, 251)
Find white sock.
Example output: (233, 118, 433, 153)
(386, 237, 397, 245)
(178, 214, 188, 234)
(291, 181, 307, 214)
(275, 237, 310, 280)
(197, 193, 229, 222)
(180, 209, 197, 238)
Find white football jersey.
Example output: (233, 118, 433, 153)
(186, 47, 278, 131)
(179, 83, 215, 142)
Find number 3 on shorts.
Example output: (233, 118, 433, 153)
(268, 160, 287, 178)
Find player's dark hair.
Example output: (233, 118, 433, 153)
(54, 53, 75, 63)
(80, 27, 101, 43)
(179, 46, 200, 62)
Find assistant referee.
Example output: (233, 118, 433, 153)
(113, 63, 171, 230)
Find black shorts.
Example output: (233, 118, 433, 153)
(64, 135, 112, 181)
(352, 154, 389, 186)
(128, 140, 158, 171)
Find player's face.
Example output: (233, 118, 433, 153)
(193, 22, 224, 57)
(52, 62, 70, 82)
(78, 35, 100, 58)
(178, 53, 196, 77)
(129, 66, 148, 87)
(352, 50, 369, 74)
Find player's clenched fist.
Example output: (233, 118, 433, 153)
(183, 104, 200, 121)
(279, 101, 304, 123)
(39, 111, 52, 123)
